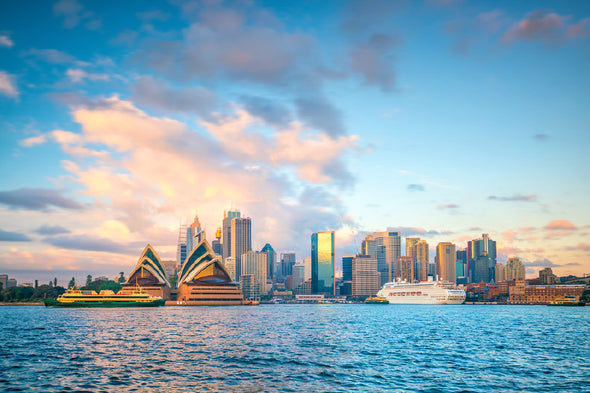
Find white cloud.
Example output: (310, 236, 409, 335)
(20, 135, 46, 147)
(0, 35, 14, 48)
(0, 71, 18, 97)
(66, 69, 110, 83)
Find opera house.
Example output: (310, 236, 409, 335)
(123, 239, 246, 306)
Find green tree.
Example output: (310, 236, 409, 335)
(53, 277, 57, 287)
(68, 277, 76, 289)
(169, 274, 178, 289)
(85, 275, 92, 287)
(117, 272, 126, 283)
(98, 280, 122, 293)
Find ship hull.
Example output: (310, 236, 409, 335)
(43, 299, 166, 308)
(376, 281, 466, 305)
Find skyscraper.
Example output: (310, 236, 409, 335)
(212, 227, 222, 256)
(495, 263, 506, 282)
(176, 223, 187, 265)
(397, 256, 415, 282)
(222, 208, 241, 260)
(456, 249, 467, 283)
(260, 243, 276, 280)
(231, 217, 251, 280)
(435, 242, 456, 283)
(352, 255, 380, 296)
(186, 213, 203, 254)
(342, 255, 354, 282)
(372, 231, 401, 282)
(407, 238, 429, 281)
(506, 257, 525, 280)
(467, 234, 496, 282)
(241, 251, 267, 298)
(280, 252, 296, 280)
(311, 231, 335, 296)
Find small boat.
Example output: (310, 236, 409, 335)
(365, 296, 389, 304)
(43, 286, 166, 308)
(547, 296, 585, 307)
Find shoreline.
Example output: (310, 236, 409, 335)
(0, 302, 44, 306)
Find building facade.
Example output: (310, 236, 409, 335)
(222, 208, 241, 260)
(241, 251, 268, 299)
(260, 243, 276, 280)
(230, 216, 251, 280)
(435, 242, 456, 283)
(506, 257, 525, 280)
(311, 231, 335, 296)
(352, 255, 381, 297)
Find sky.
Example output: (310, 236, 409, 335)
(0, 0, 589, 285)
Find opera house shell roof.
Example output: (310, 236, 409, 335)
(125, 244, 171, 287)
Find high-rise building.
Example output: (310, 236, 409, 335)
(241, 251, 267, 298)
(292, 263, 305, 289)
(224, 257, 236, 281)
(467, 234, 496, 282)
(342, 255, 354, 282)
(303, 257, 312, 281)
(495, 263, 506, 282)
(456, 249, 467, 283)
(311, 231, 335, 296)
(186, 213, 203, 254)
(471, 254, 495, 283)
(435, 242, 456, 283)
(260, 243, 276, 280)
(279, 252, 296, 281)
(212, 227, 222, 256)
(372, 231, 401, 282)
(176, 223, 188, 265)
(506, 257, 525, 280)
(352, 255, 381, 296)
(230, 216, 251, 280)
(222, 208, 241, 260)
(0, 274, 7, 290)
(397, 256, 415, 282)
(407, 238, 429, 281)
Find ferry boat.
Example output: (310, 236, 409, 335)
(376, 278, 466, 305)
(43, 286, 166, 308)
(365, 296, 389, 304)
(547, 296, 585, 307)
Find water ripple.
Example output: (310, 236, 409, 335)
(0, 305, 588, 392)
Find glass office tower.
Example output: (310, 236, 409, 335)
(311, 231, 335, 296)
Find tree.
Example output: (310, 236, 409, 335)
(86, 275, 92, 287)
(53, 277, 57, 287)
(68, 277, 76, 289)
(169, 274, 178, 289)
(117, 272, 126, 283)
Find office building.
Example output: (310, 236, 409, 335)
(292, 263, 305, 289)
(222, 208, 241, 260)
(435, 242, 456, 283)
(506, 257, 525, 280)
(186, 213, 204, 254)
(280, 252, 296, 281)
(471, 254, 495, 283)
(311, 231, 335, 296)
(260, 243, 276, 280)
(539, 267, 558, 285)
(176, 223, 187, 265)
(303, 257, 312, 281)
(241, 251, 268, 298)
(342, 255, 354, 282)
(467, 234, 496, 281)
(0, 274, 7, 290)
(362, 234, 387, 285)
(352, 255, 381, 297)
(397, 256, 415, 283)
(230, 216, 252, 280)
(407, 238, 429, 281)
(211, 227, 222, 256)
(495, 263, 506, 282)
(456, 249, 467, 283)
(224, 257, 236, 281)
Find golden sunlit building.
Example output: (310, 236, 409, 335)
(123, 244, 171, 299)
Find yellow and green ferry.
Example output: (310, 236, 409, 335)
(43, 286, 166, 308)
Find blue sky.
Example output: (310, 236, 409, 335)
(0, 0, 588, 284)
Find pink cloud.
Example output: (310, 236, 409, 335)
(503, 10, 566, 43)
(543, 220, 578, 230)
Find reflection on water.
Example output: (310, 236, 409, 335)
(0, 305, 589, 392)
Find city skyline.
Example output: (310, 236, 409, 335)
(0, 1, 589, 283)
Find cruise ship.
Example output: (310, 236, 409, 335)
(376, 278, 466, 305)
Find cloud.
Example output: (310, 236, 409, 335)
(543, 220, 578, 230)
(130, 76, 218, 116)
(239, 95, 292, 127)
(0, 229, 31, 242)
(66, 69, 110, 83)
(386, 226, 449, 238)
(295, 95, 346, 137)
(23, 48, 78, 64)
(0, 71, 18, 97)
(0, 188, 84, 210)
(54, 0, 102, 30)
(502, 10, 568, 44)
(0, 35, 14, 48)
(437, 204, 459, 209)
(45, 234, 136, 254)
(567, 18, 590, 39)
(565, 243, 590, 252)
(407, 184, 425, 192)
(523, 258, 562, 268)
(348, 33, 399, 92)
(488, 194, 538, 202)
(34, 225, 71, 235)
(19, 135, 46, 147)
(534, 133, 549, 141)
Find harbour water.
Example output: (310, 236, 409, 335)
(1, 305, 588, 392)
